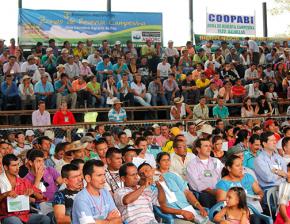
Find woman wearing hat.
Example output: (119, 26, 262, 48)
(18, 75, 36, 109)
(80, 59, 93, 77)
(170, 96, 192, 120)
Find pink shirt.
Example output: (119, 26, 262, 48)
(186, 156, 223, 192)
(155, 135, 168, 147)
(80, 65, 93, 76)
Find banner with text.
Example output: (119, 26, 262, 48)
(18, 9, 162, 45)
(206, 13, 256, 36)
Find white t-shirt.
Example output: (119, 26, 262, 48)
(20, 62, 38, 74)
(131, 82, 146, 95)
(248, 40, 259, 53)
(157, 62, 171, 78)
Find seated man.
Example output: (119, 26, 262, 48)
(148, 76, 168, 106)
(24, 150, 63, 202)
(0, 154, 50, 224)
(108, 98, 127, 123)
(54, 73, 77, 109)
(102, 75, 118, 107)
(212, 97, 229, 119)
(114, 163, 158, 224)
(34, 73, 55, 109)
(72, 160, 121, 224)
(72, 76, 90, 108)
(254, 131, 287, 190)
(186, 138, 223, 208)
(53, 164, 83, 224)
(143, 131, 162, 159)
(1, 74, 21, 110)
(181, 73, 200, 104)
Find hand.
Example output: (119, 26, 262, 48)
(24, 188, 34, 196)
(199, 207, 208, 217)
(7, 191, 18, 198)
(181, 210, 194, 221)
(277, 170, 287, 178)
(35, 164, 45, 180)
(107, 209, 120, 220)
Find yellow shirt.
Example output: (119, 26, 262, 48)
(73, 47, 87, 59)
(196, 78, 210, 89)
(162, 140, 192, 153)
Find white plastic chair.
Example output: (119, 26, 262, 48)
(266, 186, 278, 218)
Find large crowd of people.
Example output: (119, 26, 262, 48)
(0, 116, 289, 223)
(0, 37, 289, 118)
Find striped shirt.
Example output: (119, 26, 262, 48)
(108, 108, 127, 122)
(114, 186, 157, 224)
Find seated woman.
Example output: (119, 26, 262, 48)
(216, 155, 264, 214)
(254, 95, 272, 116)
(170, 96, 193, 120)
(153, 152, 210, 224)
(18, 75, 36, 109)
(275, 162, 290, 224)
(214, 187, 250, 224)
(241, 97, 255, 118)
(265, 84, 279, 115)
(211, 135, 227, 162)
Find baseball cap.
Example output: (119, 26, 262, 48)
(25, 130, 34, 137)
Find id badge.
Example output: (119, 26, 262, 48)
(64, 116, 69, 122)
(203, 170, 212, 177)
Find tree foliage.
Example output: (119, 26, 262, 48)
(270, 0, 290, 15)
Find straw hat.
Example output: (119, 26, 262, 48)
(21, 75, 31, 82)
(200, 124, 213, 135)
(173, 96, 184, 104)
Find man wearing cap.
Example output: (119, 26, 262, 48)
(202, 40, 213, 55)
(81, 136, 96, 161)
(56, 48, 69, 65)
(112, 41, 123, 58)
(1, 74, 21, 110)
(3, 55, 20, 75)
(20, 55, 38, 76)
(170, 96, 193, 120)
(54, 73, 77, 109)
(108, 98, 127, 122)
(193, 96, 209, 119)
(73, 41, 86, 60)
(164, 40, 179, 65)
(34, 71, 55, 108)
(41, 47, 57, 75)
(80, 59, 93, 77)
(18, 75, 36, 109)
(25, 130, 35, 148)
(96, 54, 113, 84)
(64, 55, 80, 80)
(254, 131, 287, 190)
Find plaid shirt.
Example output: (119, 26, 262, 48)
(0, 176, 42, 222)
(108, 108, 127, 122)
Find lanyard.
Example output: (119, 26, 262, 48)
(87, 189, 103, 216)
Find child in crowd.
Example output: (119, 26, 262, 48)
(214, 187, 250, 224)
(275, 162, 290, 224)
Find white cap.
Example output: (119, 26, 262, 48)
(152, 124, 160, 129)
(115, 41, 121, 45)
(25, 130, 34, 136)
(124, 129, 132, 138)
(46, 47, 53, 52)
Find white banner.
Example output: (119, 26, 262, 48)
(131, 31, 162, 42)
(206, 13, 256, 36)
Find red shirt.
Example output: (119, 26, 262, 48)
(231, 85, 246, 96)
(0, 177, 42, 222)
(52, 110, 76, 125)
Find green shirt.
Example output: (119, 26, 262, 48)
(87, 81, 101, 95)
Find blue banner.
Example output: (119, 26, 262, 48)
(18, 9, 162, 45)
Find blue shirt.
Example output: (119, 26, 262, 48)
(112, 63, 129, 75)
(54, 80, 72, 96)
(34, 81, 54, 94)
(147, 145, 162, 159)
(216, 173, 255, 195)
(243, 149, 261, 170)
(108, 108, 127, 122)
(1, 81, 19, 97)
(96, 61, 113, 74)
(254, 150, 287, 189)
(162, 172, 189, 209)
(72, 188, 117, 224)
(213, 105, 229, 119)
